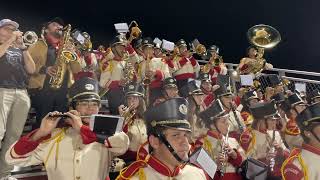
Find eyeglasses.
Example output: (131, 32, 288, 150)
(76, 101, 100, 108)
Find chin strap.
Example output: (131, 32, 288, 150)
(156, 132, 188, 163)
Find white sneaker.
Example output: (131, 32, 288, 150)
(0, 175, 17, 180)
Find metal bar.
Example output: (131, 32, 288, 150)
(282, 76, 320, 84)
(220, 61, 320, 76)
(271, 68, 320, 77)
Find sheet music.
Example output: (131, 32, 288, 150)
(197, 148, 217, 179)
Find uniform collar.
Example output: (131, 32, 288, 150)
(207, 130, 222, 140)
(303, 143, 320, 156)
(147, 155, 182, 177)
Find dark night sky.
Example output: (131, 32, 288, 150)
(1, 0, 320, 72)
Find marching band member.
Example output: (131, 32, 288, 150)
(240, 90, 260, 127)
(267, 74, 285, 94)
(0, 18, 35, 178)
(116, 98, 208, 180)
(153, 40, 165, 58)
(234, 87, 247, 107)
(137, 37, 170, 105)
(168, 39, 200, 97)
(308, 89, 320, 104)
(280, 93, 306, 149)
(118, 82, 147, 164)
(196, 99, 245, 180)
(271, 92, 287, 132)
(281, 102, 320, 180)
(240, 101, 289, 179)
(215, 75, 246, 140)
(107, 82, 148, 179)
(199, 72, 220, 107)
(137, 77, 180, 161)
(99, 35, 140, 114)
(74, 32, 99, 80)
(264, 87, 275, 102)
(181, 80, 207, 141)
(27, 17, 81, 128)
(153, 77, 180, 106)
(5, 77, 129, 180)
(202, 45, 228, 84)
(237, 46, 273, 77)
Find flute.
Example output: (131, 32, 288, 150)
(48, 114, 91, 118)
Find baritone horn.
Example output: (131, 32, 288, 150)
(23, 31, 38, 46)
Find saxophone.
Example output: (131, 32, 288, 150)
(49, 24, 78, 89)
(123, 53, 136, 85)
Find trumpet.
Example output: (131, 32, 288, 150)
(120, 104, 136, 125)
(23, 31, 38, 46)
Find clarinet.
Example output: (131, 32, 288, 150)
(230, 102, 244, 133)
(220, 126, 230, 177)
(269, 130, 276, 172)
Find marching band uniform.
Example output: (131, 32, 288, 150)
(199, 73, 218, 107)
(138, 38, 171, 105)
(202, 45, 228, 84)
(238, 46, 273, 77)
(73, 32, 99, 80)
(5, 77, 129, 180)
(214, 75, 246, 140)
(99, 35, 140, 114)
(281, 93, 305, 149)
(196, 100, 245, 180)
(181, 80, 208, 141)
(240, 101, 289, 178)
(116, 98, 208, 180)
(240, 90, 260, 126)
(281, 102, 320, 180)
(168, 39, 200, 97)
(76, 51, 99, 80)
(153, 77, 180, 106)
(119, 83, 148, 163)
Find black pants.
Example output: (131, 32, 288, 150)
(106, 88, 124, 115)
(30, 89, 68, 129)
(176, 79, 189, 98)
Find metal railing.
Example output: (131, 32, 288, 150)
(197, 60, 320, 95)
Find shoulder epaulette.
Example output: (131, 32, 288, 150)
(285, 119, 301, 136)
(116, 160, 147, 180)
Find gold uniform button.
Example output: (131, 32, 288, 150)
(76, 176, 80, 180)
(76, 159, 80, 163)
